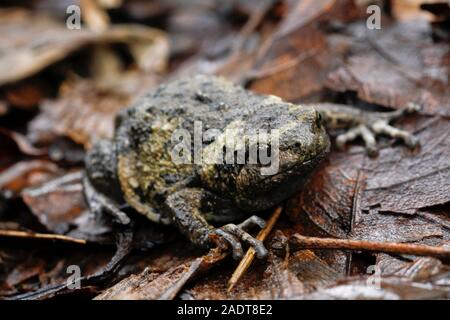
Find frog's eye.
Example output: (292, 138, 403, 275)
(294, 142, 302, 149)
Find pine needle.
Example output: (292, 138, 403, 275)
(0, 229, 87, 244)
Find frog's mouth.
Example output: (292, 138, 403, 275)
(235, 143, 329, 213)
(262, 128, 331, 179)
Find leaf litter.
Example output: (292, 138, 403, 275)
(0, 0, 449, 300)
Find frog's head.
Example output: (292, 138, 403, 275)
(233, 103, 330, 211)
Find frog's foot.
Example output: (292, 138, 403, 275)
(336, 103, 420, 156)
(83, 176, 131, 225)
(214, 215, 267, 260)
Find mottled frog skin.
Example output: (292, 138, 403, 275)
(84, 75, 418, 259)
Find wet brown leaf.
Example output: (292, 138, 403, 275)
(301, 255, 450, 299)
(28, 73, 159, 148)
(1, 0, 449, 301)
(0, 244, 115, 298)
(288, 116, 449, 240)
(246, 0, 363, 101)
(95, 246, 227, 300)
(355, 117, 450, 215)
(21, 171, 87, 234)
(184, 249, 340, 300)
(287, 152, 363, 238)
(326, 21, 450, 116)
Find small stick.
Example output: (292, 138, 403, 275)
(289, 234, 450, 259)
(228, 206, 283, 292)
(0, 230, 87, 245)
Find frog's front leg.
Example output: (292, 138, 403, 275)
(165, 188, 268, 260)
(314, 102, 420, 156)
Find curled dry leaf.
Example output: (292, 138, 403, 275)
(0, 128, 47, 157)
(0, 8, 168, 87)
(21, 171, 88, 234)
(0, 160, 61, 195)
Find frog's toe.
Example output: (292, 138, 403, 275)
(336, 125, 378, 156)
(214, 229, 244, 260)
(238, 215, 266, 230)
(220, 223, 268, 259)
(405, 102, 422, 114)
(372, 120, 419, 148)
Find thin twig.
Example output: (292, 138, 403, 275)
(289, 234, 450, 259)
(228, 206, 283, 292)
(0, 229, 87, 245)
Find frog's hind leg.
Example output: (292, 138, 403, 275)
(165, 188, 268, 260)
(84, 140, 131, 224)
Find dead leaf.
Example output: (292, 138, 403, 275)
(28, 73, 159, 148)
(246, 0, 363, 101)
(0, 160, 61, 195)
(300, 256, 450, 300)
(287, 152, 363, 238)
(0, 8, 168, 86)
(356, 117, 450, 215)
(184, 249, 340, 300)
(326, 21, 450, 116)
(95, 247, 227, 300)
(0, 129, 47, 156)
(21, 171, 87, 234)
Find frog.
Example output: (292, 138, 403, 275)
(83, 75, 419, 260)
